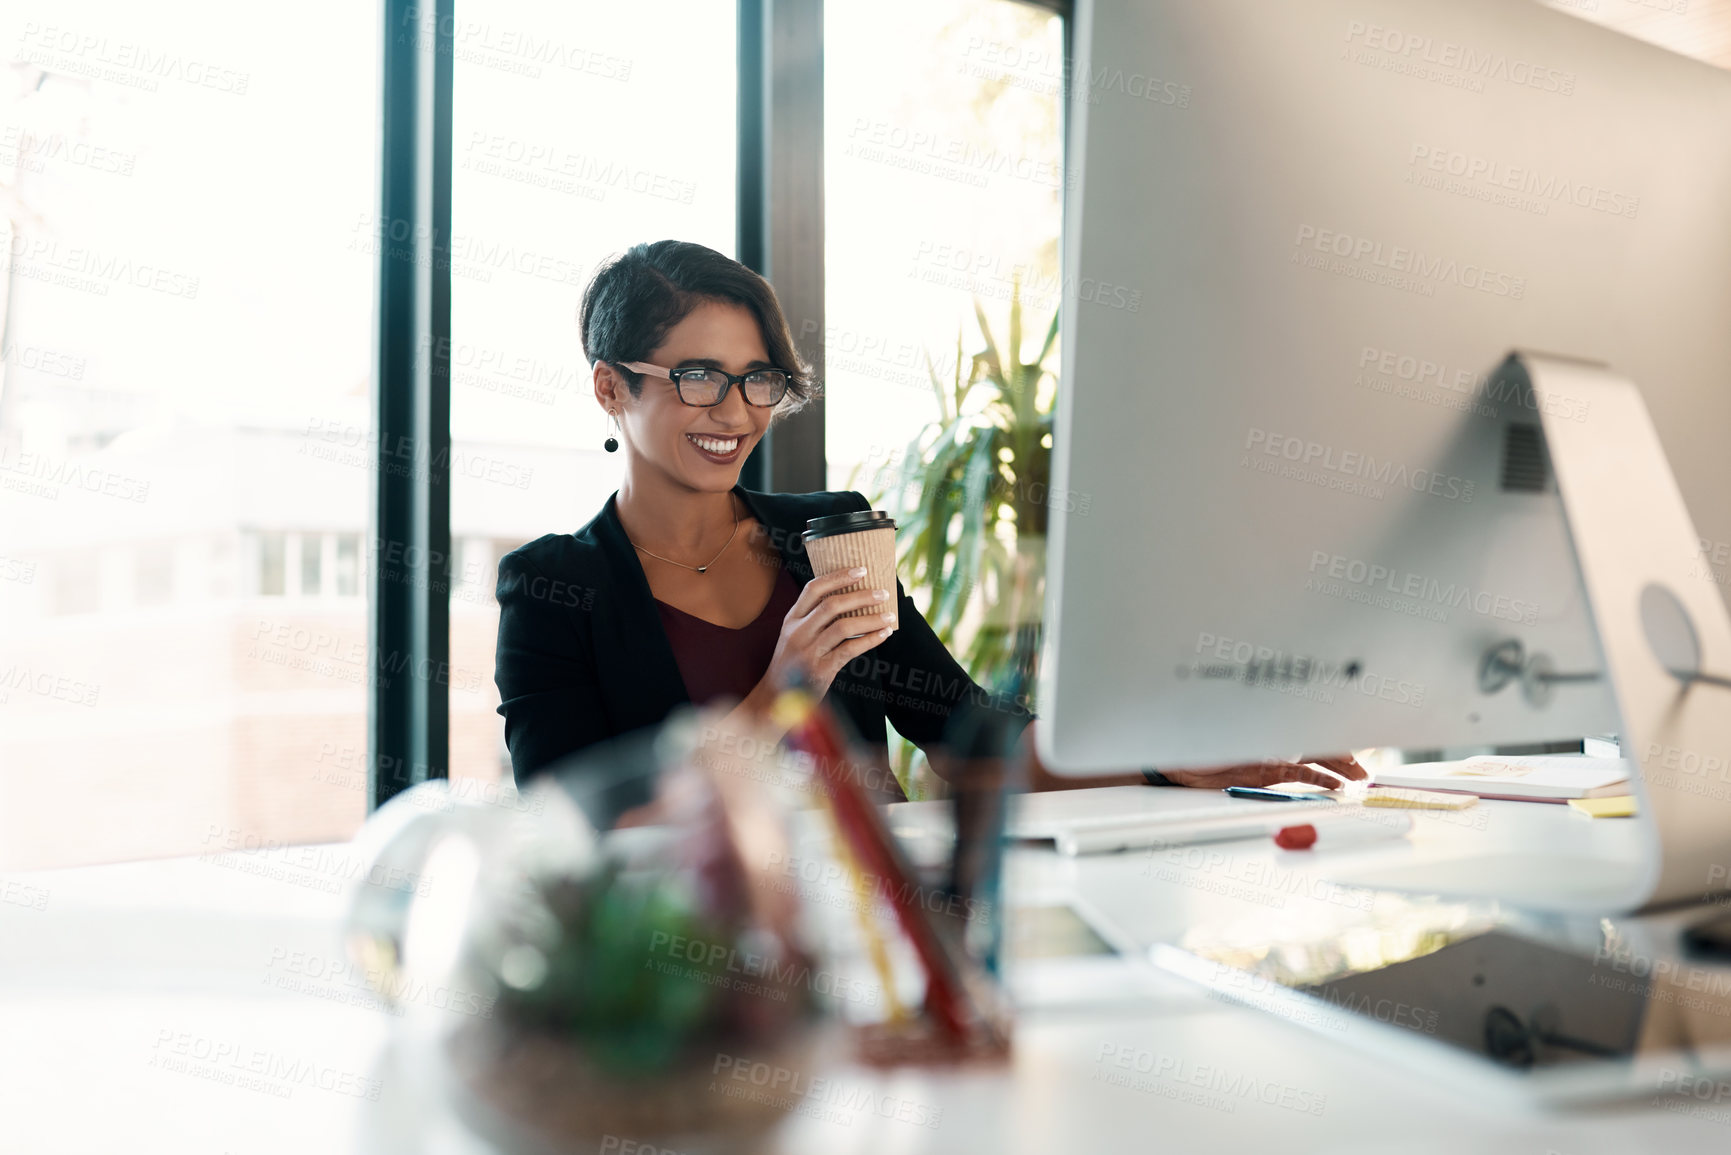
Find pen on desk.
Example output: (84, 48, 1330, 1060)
(1224, 786, 1334, 802)
(1274, 815, 1411, 850)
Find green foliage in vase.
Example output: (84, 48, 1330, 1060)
(490, 865, 719, 1075)
(487, 863, 813, 1077)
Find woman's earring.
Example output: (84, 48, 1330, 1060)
(603, 410, 620, 453)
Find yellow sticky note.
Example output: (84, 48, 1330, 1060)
(1363, 787, 1479, 810)
(1568, 795, 1637, 818)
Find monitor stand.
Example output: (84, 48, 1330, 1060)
(1330, 351, 1731, 913)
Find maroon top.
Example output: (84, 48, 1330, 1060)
(654, 565, 801, 706)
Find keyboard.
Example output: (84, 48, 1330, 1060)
(1009, 793, 1338, 856)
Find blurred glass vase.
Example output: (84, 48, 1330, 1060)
(342, 706, 832, 1154)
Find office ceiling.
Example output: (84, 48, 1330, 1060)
(1543, 0, 1731, 69)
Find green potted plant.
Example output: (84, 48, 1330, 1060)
(855, 283, 1064, 798)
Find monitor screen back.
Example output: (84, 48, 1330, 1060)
(1041, 0, 1731, 771)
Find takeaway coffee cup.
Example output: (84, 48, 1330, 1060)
(802, 510, 898, 633)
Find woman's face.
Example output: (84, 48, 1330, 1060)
(609, 299, 779, 492)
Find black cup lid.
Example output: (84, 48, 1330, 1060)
(803, 509, 896, 541)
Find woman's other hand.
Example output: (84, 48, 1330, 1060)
(1156, 754, 1369, 791)
(1016, 723, 1367, 793)
(752, 566, 896, 705)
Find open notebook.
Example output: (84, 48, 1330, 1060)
(1372, 755, 1631, 802)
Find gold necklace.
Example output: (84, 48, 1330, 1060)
(629, 496, 741, 575)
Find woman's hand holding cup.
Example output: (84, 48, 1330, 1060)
(754, 566, 897, 703)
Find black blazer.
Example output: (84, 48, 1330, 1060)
(493, 485, 1032, 788)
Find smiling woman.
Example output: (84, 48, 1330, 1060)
(493, 240, 986, 794)
(491, 240, 1368, 798)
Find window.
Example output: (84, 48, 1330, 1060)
(258, 532, 287, 597)
(826, 2, 1063, 492)
(52, 551, 101, 616)
(0, 1, 380, 868)
(298, 533, 324, 598)
(0, 1, 1067, 862)
(335, 534, 359, 598)
(136, 542, 175, 607)
(449, 0, 739, 786)
(825, 0, 1064, 793)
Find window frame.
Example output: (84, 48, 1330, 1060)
(370, 0, 453, 809)
(367, 0, 1070, 811)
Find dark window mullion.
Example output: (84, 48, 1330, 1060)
(738, 0, 825, 495)
(737, 0, 768, 491)
(371, 0, 453, 810)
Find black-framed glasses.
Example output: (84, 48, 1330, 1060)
(620, 360, 790, 407)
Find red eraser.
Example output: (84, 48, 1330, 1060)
(1274, 824, 1317, 850)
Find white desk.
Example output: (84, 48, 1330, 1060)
(2, 788, 1725, 1154)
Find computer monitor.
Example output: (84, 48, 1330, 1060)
(1039, 0, 1731, 779)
